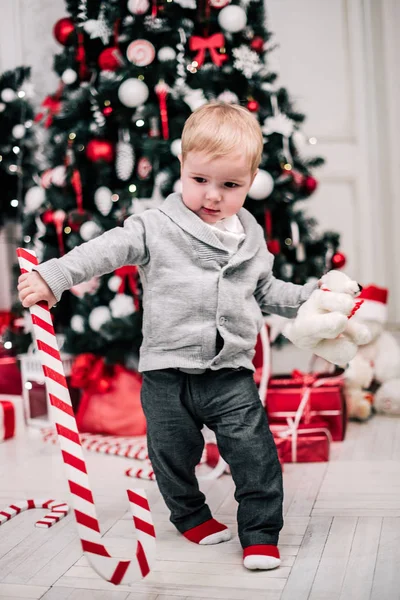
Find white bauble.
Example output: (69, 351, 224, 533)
(157, 46, 176, 62)
(173, 179, 182, 194)
(1, 88, 16, 102)
(61, 69, 78, 85)
(94, 186, 113, 216)
(218, 5, 247, 33)
(108, 275, 122, 292)
(127, 0, 150, 14)
(80, 221, 103, 241)
(51, 165, 66, 186)
(248, 170, 274, 200)
(88, 306, 111, 331)
(110, 294, 135, 318)
(170, 138, 182, 157)
(118, 78, 149, 108)
(12, 124, 26, 139)
(70, 315, 85, 333)
(217, 90, 239, 104)
(24, 186, 46, 213)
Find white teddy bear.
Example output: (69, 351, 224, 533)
(344, 285, 400, 418)
(283, 270, 372, 366)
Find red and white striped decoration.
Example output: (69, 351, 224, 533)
(0, 498, 69, 528)
(126, 464, 156, 481)
(17, 248, 156, 585)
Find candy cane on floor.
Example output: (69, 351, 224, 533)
(17, 248, 156, 585)
(0, 498, 69, 528)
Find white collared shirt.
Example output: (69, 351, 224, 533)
(205, 214, 246, 254)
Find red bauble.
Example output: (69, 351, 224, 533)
(53, 18, 75, 46)
(41, 209, 54, 225)
(250, 37, 264, 53)
(103, 106, 113, 116)
(247, 99, 260, 112)
(86, 139, 115, 163)
(267, 240, 281, 255)
(304, 175, 318, 194)
(331, 251, 347, 269)
(98, 47, 123, 72)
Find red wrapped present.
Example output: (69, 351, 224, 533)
(72, 354, 146, 436)
(0, 357, 23, 396)
(271, 421, 331, 463)
(266, 370, 347, 441)
(0, 399, 15, 441)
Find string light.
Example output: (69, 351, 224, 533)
(25, 120, 33, 128)
(69, 132, 76, 140)
(136, 119, 145, 127)
(309, 137, 317, 145)
(4, 341, 12, 349)
(23, 235, 31, 243)
(9, 164, 18, 172)
(24, 382, 33, 390)
(13, 146, 20, 154)
(111, 194, 119, 202)
(129, 184, 137, 192)
(10, 199, 18, 207)
(283, 163, 292, 171)
(104, 100, 111, 106)
(17, 90, 26, 98)
(138, 74, 145, 81)
(64, 226, 72, 234)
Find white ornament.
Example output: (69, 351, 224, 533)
(51, 165, 66, 186)
(80, 221, 103, 241)
(116, 139, 135, 181)
(108, 275, 122, 292)
(118, 78, 149, 108)
(12, 124, 26, 139)
(1, 88, 16, 102)
(71, 315, 85, 333)
(24, 186, 46, 213)
(248, 169, 274, 200)
(232, 45, 262, 78)
(262, 113, 294, 137)
(218, 5, 247, 33)
(126, 40, 155, 66)
(217, 90, 239, 104)
(61, 69, 78, 85)
(88, 306, 111, 331)
(183, 88, 207, 111)
(170, 139, 182, 157)
(110, 294, 135, 318)
(158, 47, 176, 62)
(83, 5, 112, 45)
(94, 186, 113, 216)
(127, 0, 150, 14)
(174, 0, 196, 8)
(173, 179, 182, 194)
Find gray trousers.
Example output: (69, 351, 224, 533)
(140, 367, 283, 547)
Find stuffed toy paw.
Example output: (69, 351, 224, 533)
(283, 270, 372, 366)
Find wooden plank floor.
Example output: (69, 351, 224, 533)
(1, 415, 400, 600)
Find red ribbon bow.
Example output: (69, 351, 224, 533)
(189, 33, 227, 68)
(34, 88, 63, 128)
(114, 266, 140, 310)
(71, 353, 112, 393)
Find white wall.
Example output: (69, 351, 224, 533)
(0, 0, 399, 323)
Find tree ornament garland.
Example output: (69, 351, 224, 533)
(53, 18, 75, 45)
(126, 40, 156, 67)
(118, 78, 149, 107)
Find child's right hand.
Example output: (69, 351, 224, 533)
(17, 272, 57, 309)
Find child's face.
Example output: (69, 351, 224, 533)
(179, 151, 257, 223)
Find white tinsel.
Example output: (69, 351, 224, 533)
(116, 131, 135, 181)
(232, 45, 263, 78)
(262, 113, 295, 137)
(77, 0, 88, 21)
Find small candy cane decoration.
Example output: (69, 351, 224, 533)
(0, 498, 69, 528)
(17, 248, 156, 585)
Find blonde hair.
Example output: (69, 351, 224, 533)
(181, 102, 263, 174)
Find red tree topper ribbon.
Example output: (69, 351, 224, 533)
(115, 266, 140, 311)
(189, 33, 228, 67)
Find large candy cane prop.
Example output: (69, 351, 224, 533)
(0, 498, 69, 528)
(17, 248, 156, 585)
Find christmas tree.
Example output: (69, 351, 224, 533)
(0, 67, 37, 228)
(4, 0, 345, 364)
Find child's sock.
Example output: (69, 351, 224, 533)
(183, 518, 232, 545)
(243, 545, 281, 570)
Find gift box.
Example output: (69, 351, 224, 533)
(266, 371, 347, 441)
(0, 357, 23, 396)
(0, 396, 25, 442)
(271, 420, 331, 463)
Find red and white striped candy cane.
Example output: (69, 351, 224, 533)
(17, 248, 156, 585)
(0, 498, 69, 528)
